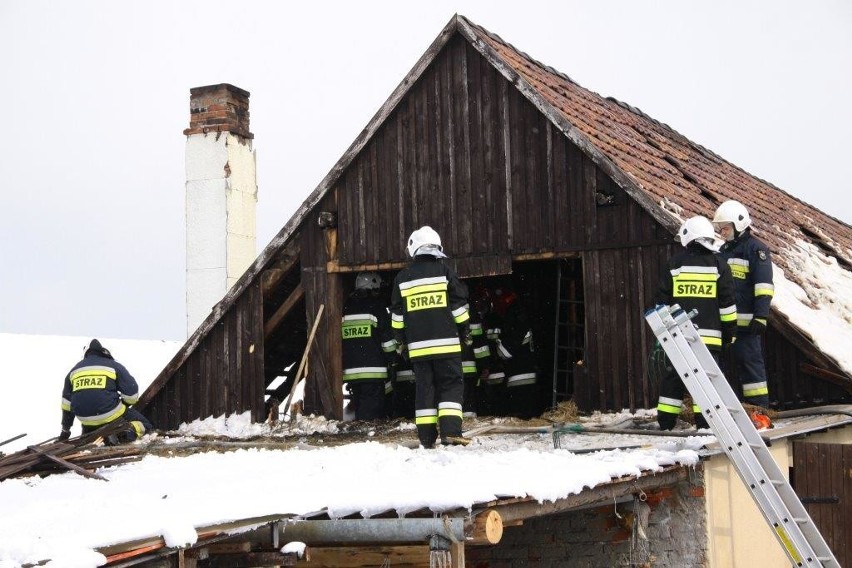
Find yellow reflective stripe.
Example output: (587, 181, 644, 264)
(657, 403, 681, 415)
(744, 386, 769, 397)
(409, 344, 462, 358)
(415, 415, 438, 425)
(692, 404, 702, 413)
(70, 368, 117, 380)
(702, 336, 722, 347)
(129, 420, 145, 438)
(438, 408, 464, 419)
(755, 318, 767, 325)
(391, 320, 405, 329)
(462, 362, 477, 373)
(720, 312, 737, 322)
(454, 311, 470, 324)
(400, 282, 448, 297)
(755, 288, 775, 297)
(61, 401, 71, 411)
(79, 404, 126, 426)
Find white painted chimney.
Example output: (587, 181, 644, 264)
(184, 83, 257, 337)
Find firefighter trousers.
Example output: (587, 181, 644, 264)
(412, 357, 464, 447)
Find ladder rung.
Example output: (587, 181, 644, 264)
(726, 407, 742, 413)
(793, 517, 808, 524)
(770, 480, 784, 486)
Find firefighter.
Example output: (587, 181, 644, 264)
(492, 287, 539, 419)
(713, 200, 773, 410)
(342, 272, 397, 421)
(460, 285, 492, 417)
(479, 286, 506, 416)
(654, 216, 737, 430)
(391, 226, 470, 448)
(60, 339, 152, 443)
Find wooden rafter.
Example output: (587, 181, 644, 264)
(264, 284, 305, 338)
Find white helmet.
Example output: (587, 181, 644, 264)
(713, 200, 751, 232)
(406, 226, 445, 258)
(355, 271, 381, 291)
(679, 216, 719, 251)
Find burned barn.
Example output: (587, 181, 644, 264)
(137, 15, 852, 429)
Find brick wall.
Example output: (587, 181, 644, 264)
(184, 83, 252, 139)
(466, 470, 707, 567)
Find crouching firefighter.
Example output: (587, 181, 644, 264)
(60, 339, 153, 443)
(653, 216, 737, 430)
(342, 272, 397, 420)
(391, 226, 470, 448)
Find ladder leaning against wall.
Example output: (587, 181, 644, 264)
(644, 304, 838, 568)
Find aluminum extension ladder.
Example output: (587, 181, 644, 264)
(644, 304, 838, 567)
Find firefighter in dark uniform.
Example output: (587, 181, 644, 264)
(342, 272, 397, 421)
(713, 200, 773, 409)
(391, 226, 470, 448)
(654, 216, 737, 430)
(461, 294, 490, 417)
(492, 287, 539, 419)
(479, 287, 506, 416)
(60, 339, 152, 443)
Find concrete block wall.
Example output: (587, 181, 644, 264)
(466, 470, 707, 567)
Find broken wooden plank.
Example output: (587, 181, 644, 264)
(0, 433, 26, 448)
(295, 545, 429, 567)
(27, 445, 108, 481)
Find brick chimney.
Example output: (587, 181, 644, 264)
(184, 84, 257, 337)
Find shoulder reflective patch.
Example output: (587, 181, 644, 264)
(758, 250, 767, 261)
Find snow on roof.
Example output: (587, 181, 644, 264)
(0, 333, 181, 453)
(0, 411, 705, 567)
(772, 240, 852, 373)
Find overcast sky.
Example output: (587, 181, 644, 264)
(1, 1, 850, 341)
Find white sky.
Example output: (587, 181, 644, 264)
(0, 410, 705, 567)
(1, 1, 850, 341)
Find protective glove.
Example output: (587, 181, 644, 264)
(748, 319, 767, 335)
(58, 429, 71, 442)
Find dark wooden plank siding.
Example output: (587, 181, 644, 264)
(793, 442, 851, 567)
(144, 283, 265, 430)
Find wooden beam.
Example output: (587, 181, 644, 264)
(327, 260, 407, 274)
(262, 249, 301, 297)
(295, 545, 429, 567)
(799, 363, 852, 393)
(264, 284, 305, 338)
(282, 304, 325, 417)
(27, 445, 107, 481)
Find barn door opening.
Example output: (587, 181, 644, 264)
(551, 259, 585, 406)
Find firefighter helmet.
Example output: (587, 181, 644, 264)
(355, 271, 381, 291)
(406, 226, 444, 258)
(712, 200, 751, 232)
(678, 216, 719, 251)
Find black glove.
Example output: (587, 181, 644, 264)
(748, 319, 767, 335)
(58, 429, 71, 442)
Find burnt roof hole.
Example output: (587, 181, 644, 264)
(799, 225, 852, 270)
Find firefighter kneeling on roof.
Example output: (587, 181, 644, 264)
(59, 339, 153, 443)
(391, 226, 470, 448)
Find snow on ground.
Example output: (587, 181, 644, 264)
(0, 334, 181, 453)
(0, 410, 708, 567)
